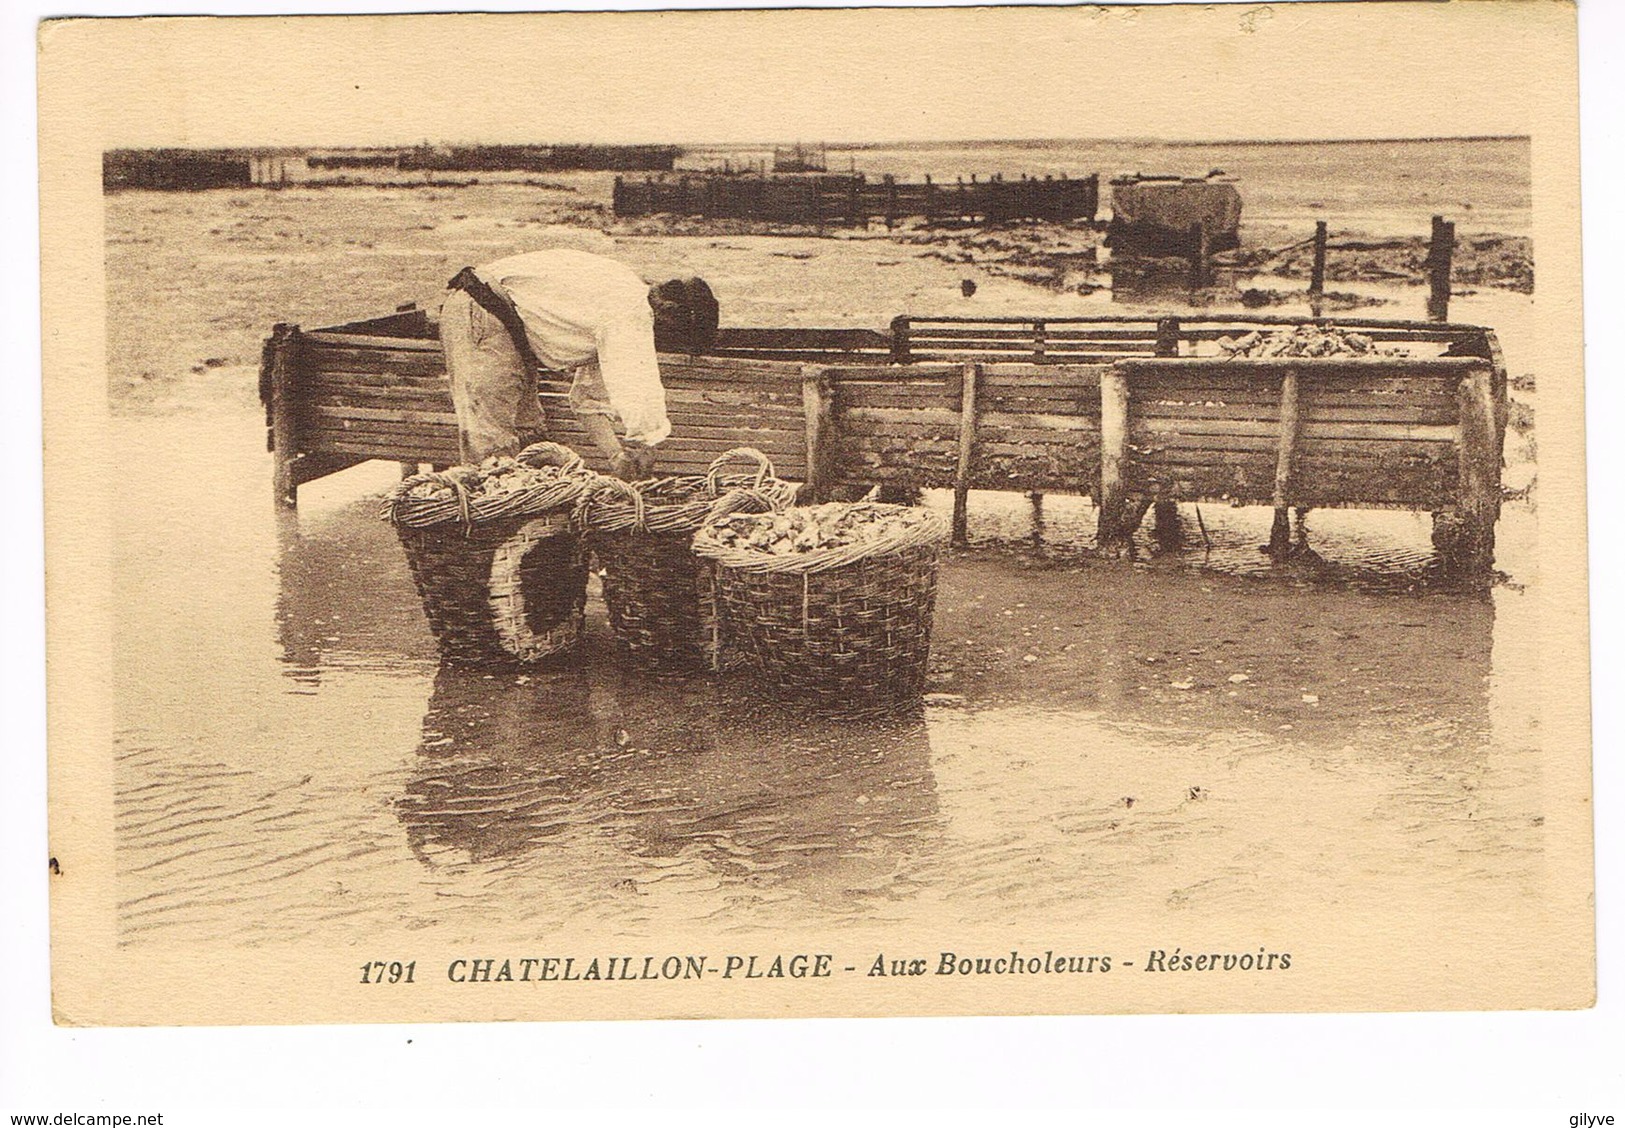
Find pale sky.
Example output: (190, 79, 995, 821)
(44, 2, 1561, 149)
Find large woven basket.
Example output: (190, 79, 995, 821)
(382, 442, 597, 666)
(692, 504, 950, 710)
(580, 448, 797, 672)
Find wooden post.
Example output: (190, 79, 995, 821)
(1189, 222, 1211, 288)
(889, 315, 912, 364)
(1427, 215, 1455, 322)
(1033, 320, 1046, 361)
(1155, 317, 1181, 357)
(846, 178, 860, 226)
(267, 322, 303, 508)
(1268, 369, 1303, 558)
(1448, 365, 1500, 573)
(800, 365, 835, 504)
(1097, 365, 1132, 553)
(923, 174, 935, 225)
(884, 175, 897, 230)
(951, 362, 981, 546)
(1309, 220, 1328, 296)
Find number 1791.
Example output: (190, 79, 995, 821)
(359, 960, 415, 984)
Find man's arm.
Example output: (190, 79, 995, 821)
(577, 412, 653, 480)
(593, 311, 672, 448)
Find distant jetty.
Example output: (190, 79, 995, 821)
(102, 144, 681, 191)
(613, 171, 1099, 227)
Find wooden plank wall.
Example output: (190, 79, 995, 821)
(826, 363, 964, 486)
(538, 355, 810, 480)
(894, 318, 1167, 364)
(295, 332, 813, 479)
(890, 315, 1490, 364)
(275, 319, 1502, 565)
(975, 364, 1103, 492)
(297, 331, 459, 466)
(613, 174, 1099, 226)
(1117, 357, 1481, 510)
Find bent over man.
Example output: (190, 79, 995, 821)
(439, 247, 718, 479)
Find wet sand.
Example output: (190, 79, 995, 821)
(103, 163, 1544, 948)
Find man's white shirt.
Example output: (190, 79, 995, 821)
(476, 248, 673, 446)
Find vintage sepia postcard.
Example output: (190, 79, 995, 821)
(39, 1, 1593, 1027)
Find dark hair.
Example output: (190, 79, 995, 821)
(649, 277, 719, 355)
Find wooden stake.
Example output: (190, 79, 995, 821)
(952, 362, 981, 546)
(1268, 369, 1303, 557)
(1187, 222, 1210, 287)
(800, 365, 835, 504)
(1449, 364, 1500, 572)
(1309, 220, 1328, 296)
(1428, 215, 1455, 322)
(1155, 317, 1181, 358)
(267, 322, 303, 508)
(1097, 365, 1132, 553)
(889, 315, 912, 364)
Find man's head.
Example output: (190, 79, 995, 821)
(648, 277, 719, 355)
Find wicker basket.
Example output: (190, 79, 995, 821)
(382, 442, 597, 666)
(692, 504, 950, 710)
(581, 448, 797, 673)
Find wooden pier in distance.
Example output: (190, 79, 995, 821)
(262, 309, 1507, 572)
(613, 172, 1099, 228)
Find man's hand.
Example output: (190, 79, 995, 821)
(611, 443, 657, 481)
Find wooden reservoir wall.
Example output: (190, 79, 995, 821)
(614, 173, 1099, 227)
(262, 310, 1506, 571)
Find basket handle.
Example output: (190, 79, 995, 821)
(390, 470, 475, 532)
(706, 485, 781, 523)
(705, 447, 773, 497)
(515, 440, 585, 474)
(590, 474, 648, 533)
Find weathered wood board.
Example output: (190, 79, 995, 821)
(262, 311, 1507, 570)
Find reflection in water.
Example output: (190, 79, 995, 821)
(1106, 259, 1236, 307)
(108, 409, 1537, 946)
(925, 523, 1498, 757)
(274, 504, 439, 686)
(399, 664, 941, 909)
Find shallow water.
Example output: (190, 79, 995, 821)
(111, 401, 1542, 945)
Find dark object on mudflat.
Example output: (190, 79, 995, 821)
(1106, 172, 1242, 256)
(961, 279, 978, 298)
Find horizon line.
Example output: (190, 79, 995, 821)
(103, 134, 1531, 154)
